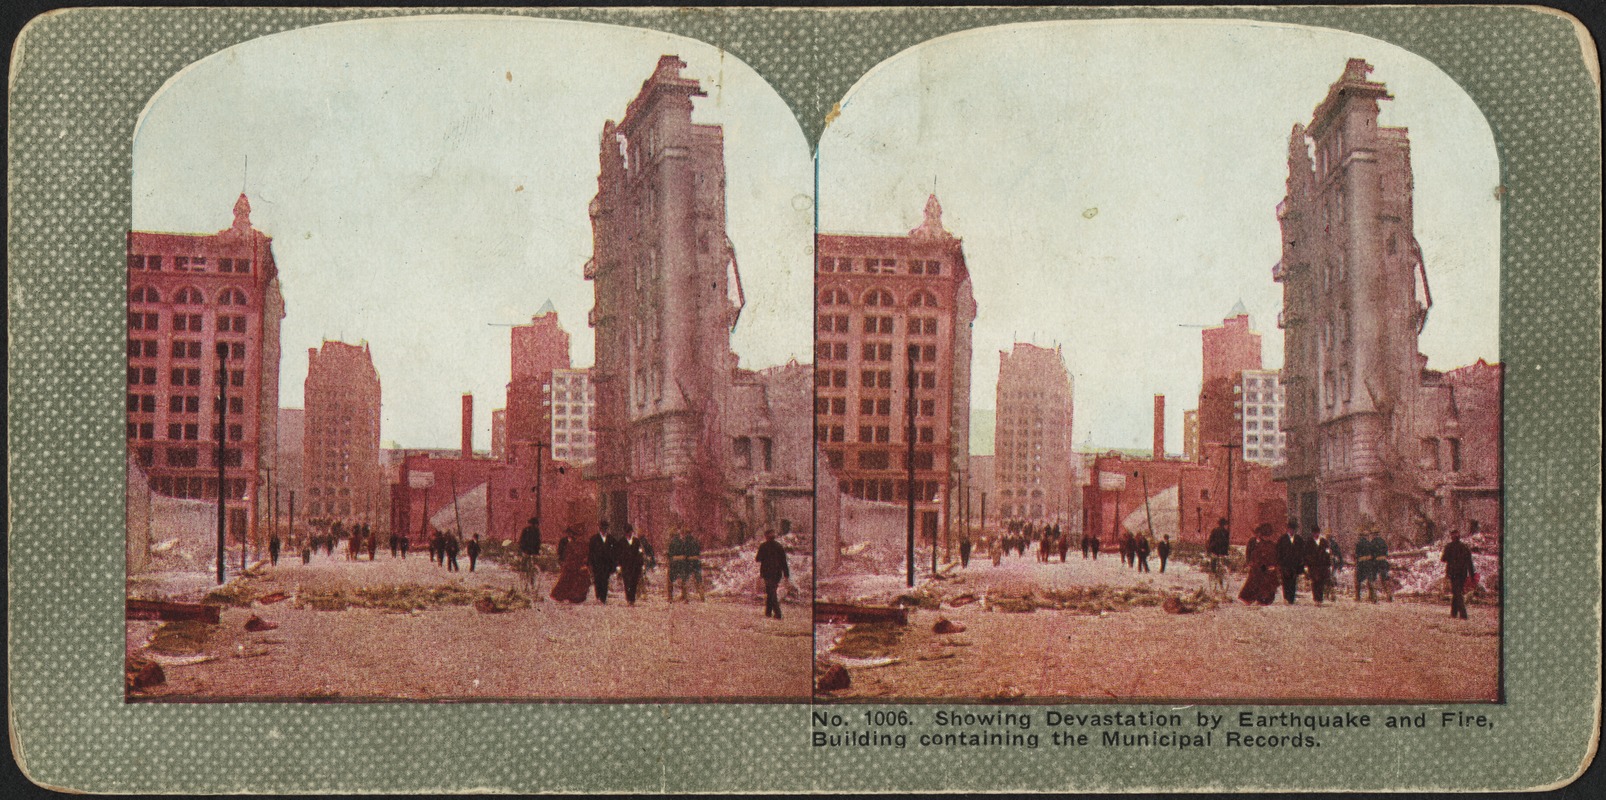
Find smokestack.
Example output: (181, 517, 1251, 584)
(461, 393, 473, 460)
(1153, 394, 1166, 460)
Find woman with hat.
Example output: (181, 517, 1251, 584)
(1238, 523, 1280, 606)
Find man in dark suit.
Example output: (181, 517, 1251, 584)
(617, 524, 646, 606)
(755, 529, 790, 619)
(1441, 530, 1477, 619)
(1275, 519, 1306, 604)
(588, 522, 617, 604)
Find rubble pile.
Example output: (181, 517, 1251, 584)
(294, 583, 534, 613)
(1392, 533, 1502, 599)
(702, 534, 814, 603)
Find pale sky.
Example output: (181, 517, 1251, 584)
(132, 15, 813, 450)
(819, 19, 1502, 454)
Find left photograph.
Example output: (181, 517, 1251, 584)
(123, 16, 816, 701)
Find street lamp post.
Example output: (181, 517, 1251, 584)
(904, 345, 918, 588)
(214, 342, 229, 585)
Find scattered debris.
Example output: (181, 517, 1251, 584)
(945, 594, 978, 608)
(125, 657, 165, 692)
(146, 620, 213, 655)
(830, 622, 905, 660)
(203, 583, 258, 608)
(815, 602, 910, 626)
(255, 592, 289, 605)
(985, 597, 1036, 614)
(147, 653, 217, 667)
(127, 598, 221, 624)
(917, 652, 957, 662)
(473, 590, 531, 614)
(243, 615, 278, 632)
(816, 664, 851, 692)
(293, 584, 531, 613)
(933, 618, 966, 634)
(835, 656, 899, 669)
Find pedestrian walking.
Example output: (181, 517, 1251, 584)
(1307, 528, 1334, 605)
(1135, 533, 1151, 572)
(756, 529, 790, 619)
(589, 522, 617, 603)
(1441, 530, 1476, 619)
(1157, 535, 1172, 573)
(1275, 520, 1306, 604)
(467, 534, 481, 572)
(399, 536, 409, 559)
(1238, 523, 1280, 605)
(959, 535, 972, 568)
(1355, 521, 1392, 602)
(550, 526, 592, 604)
(1089, 534, 1101, 560)
(444, 531, 460, 572)
(268, 533, 281, 566)
(666, 528, 704, 602)
(618, 525, 645, 606)
(366, 524, 377, 561)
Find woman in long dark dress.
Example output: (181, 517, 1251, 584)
(1238, 523, 1280, 605)
(550, 527, 592, 603)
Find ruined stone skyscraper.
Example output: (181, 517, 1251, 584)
(994, 343, 1075, 524)
(1275, 59, 1498, 546)
(587, 56, 741, 543)
(304, 341, 383, 525)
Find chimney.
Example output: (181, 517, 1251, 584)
(461, 393, 473, 460)
(1153, 395, 1166, 460)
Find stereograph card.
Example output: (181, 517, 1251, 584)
(5, 4, 1600, 793)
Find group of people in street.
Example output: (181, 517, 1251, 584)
(422, 528, 482, 573)
(1235, 517, 1479, 617)
(952, 522, 1174, 574)
(550, 521, 654, 606)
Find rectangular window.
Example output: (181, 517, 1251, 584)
(860, 399, 875, 416)
(920, 399, 935, 417)
(230, 342, 245, 360)
(832, 370, 847, 388)
(857, 450, 890, 470)
(878, 371, 893, 389)
(816, 397, 830, 415)
(859, 426, 874, 443)
(831, 398, 846, 415)
(877, 398, 891, 416)
(833, 343, 849, 361)
(825, 450, 844, 469)
(921, 371, 936, 389)
(875, 426, 890, 443)
(920, 426, 934, 443)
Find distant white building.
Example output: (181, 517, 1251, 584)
(548, 368, 596, 466)
(1237, 369, 1286, 466)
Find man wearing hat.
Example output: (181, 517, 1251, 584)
(1275, 519, 1307, 604)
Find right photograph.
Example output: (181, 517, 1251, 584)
(813, 20, 1503, 702)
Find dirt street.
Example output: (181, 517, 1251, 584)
(129, 553, 810, 701)
(816, 551, 1500, 702)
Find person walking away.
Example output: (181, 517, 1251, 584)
(1206, 518, 1231, 577)
(1081, 531, 1091, 559)
(1135, 533, 1151, 572)
(756, 529, 791, 619)
(398, 535, 409, 560)
(1121, 530, 1137, 568)
(444, 531, 461, 572)
(1157, 535, 1172, 573)
(467, 534, 481, 572)
(1441, 530, 1476, 619)
(990, 536, 1003, 566)
(367, 524, 377, 561)
(1089, 534, 1101, 560)
(588, 522, 617, 603)
(1275, 520, 1305, 604)
(1355, 521, 1392, 602)
(618, 525, 645, 606)
(268, 532, 281, 566)
(959, 534, 972, 568)
(1238, 524, 1280, 605)
(1306, 527, 1334, 605)
(550, 526, 592, 603)
(1057, 527, 1070, 563)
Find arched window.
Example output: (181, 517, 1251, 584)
(174, 287, 205, 305)
(218, 288, 248, 306)
(863, 288, 895, 307)
(129, 286, 161, 304)
(818, 287, 849, 306)
(909, 290, 939, 308)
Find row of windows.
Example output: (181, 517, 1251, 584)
(128, 368, 246, 387)
(818, 257, 943, 277)
(150, 475, 250, 500)
(126, 421, 245, 442)
(127, 311, 248, 332)
(816, 314, 940, 337)
(125, 394, 242, 415)
(819, 343, 942, 363)
(819, 287, 942, 309)
(814, 396, 940, 419)
(835, 478, 943, 503)
(130, 285, 250, 306)
(129, 255, 253, 275)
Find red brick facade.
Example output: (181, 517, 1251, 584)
(126, 194, 284, 551)
(1198, 311, 1262, 449)
(815, 195, 977, 550)
(506, 305, 572, 450)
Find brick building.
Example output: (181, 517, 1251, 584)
(1275, 59, 1501, 547)
(1197, 306, 1263, 449)
(587, 55, 744, 544)
(125, 193, 284, 553)
(506, 301, 572, 450)
(815, 194, 977, 552)
(303, 340, 383, 527)
(993, 343, 1075, 525)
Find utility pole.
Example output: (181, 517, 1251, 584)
(1223, 442, 1242, 538)
(214, 342, 229, 585)
(905, 344, 918, 588)
(533, 441, 549, 533)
